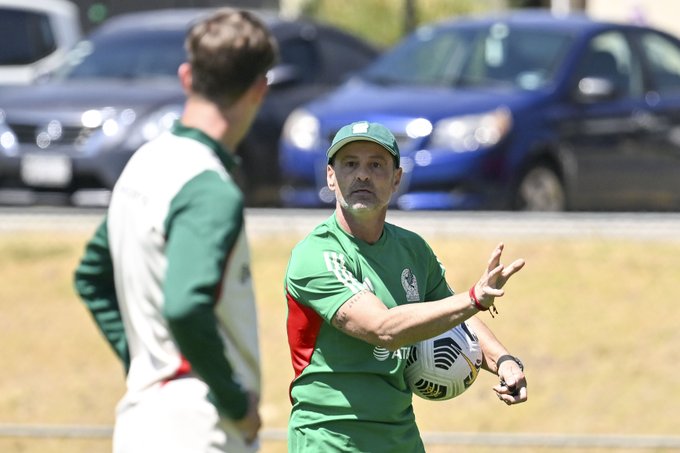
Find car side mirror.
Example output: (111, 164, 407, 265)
(266, 64, 302, 87)
(573, 76, 617, 103)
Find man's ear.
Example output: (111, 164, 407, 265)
(392, 167, 403, 193)
(327, 164, 336, 190)
(250, 75, 269, 103)
(178, 63, 193, 94)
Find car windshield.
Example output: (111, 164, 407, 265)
(0, 7, 56, 65)
(56, 30, 186, 80)
(361, 22, 574, 90)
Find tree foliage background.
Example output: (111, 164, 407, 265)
(299, 0, 561, 47)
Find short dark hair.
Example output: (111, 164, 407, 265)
(185, 9, 278, 106)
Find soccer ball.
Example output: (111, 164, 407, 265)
(404, 322, 483, 401)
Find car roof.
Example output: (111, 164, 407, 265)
(429, 8, 636, 34)
(0, 0, 78, 15)
(84, 7, 378, 56)
(89, 8, 303, 38)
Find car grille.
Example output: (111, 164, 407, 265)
(8, 122, 96, 147)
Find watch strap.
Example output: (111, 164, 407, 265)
(496, 354, 524, 372)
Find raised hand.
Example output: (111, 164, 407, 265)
(474, 243, 525, 309)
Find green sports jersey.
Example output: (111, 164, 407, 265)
(285, 214, 454, 452)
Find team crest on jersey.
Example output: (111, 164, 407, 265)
(401, 268, 420, 302)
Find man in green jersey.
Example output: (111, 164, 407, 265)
(285, 121, 527, 452)
(74, 9, 277, 453)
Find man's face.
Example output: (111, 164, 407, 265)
(327, 141, 402, 212)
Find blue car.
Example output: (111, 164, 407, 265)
(279, 9, 680, 211)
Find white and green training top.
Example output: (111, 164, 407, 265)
(74, 123, 259, 420)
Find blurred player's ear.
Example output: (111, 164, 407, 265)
(249, 75, 269, 103)
(178, 63, 193, 94)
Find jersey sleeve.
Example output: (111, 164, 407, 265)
(423, 240, 455, 301)
(285, 237, 367, 323)
(162, 171, 248, 420)
(73, 217, 130, 372)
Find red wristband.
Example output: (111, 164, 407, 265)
(469, 286, 488, 311)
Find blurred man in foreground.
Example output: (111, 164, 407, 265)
(74, 9, 278, 452)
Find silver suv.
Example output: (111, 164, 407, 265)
(0, 0, 81, 85)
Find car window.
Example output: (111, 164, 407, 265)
(573, 31, 642, 98)
(460, 23, 571, 89)
(362, 25, 470, 86)
(58, 31, 186, 80)
(0, 7, 56, 65)
(316, 34, 375, 83)
(362, 23, 571, 90)
(278, 37, 318, 84)
(638, 31, 680, 95)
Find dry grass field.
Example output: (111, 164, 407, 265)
(1, 221, 679, 453)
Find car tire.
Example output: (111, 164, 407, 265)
(515, 165, 566, 211)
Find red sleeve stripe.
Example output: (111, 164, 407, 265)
(161, 355, 192, 386)
(286, 289, 323, 403)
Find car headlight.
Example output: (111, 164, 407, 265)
(430, 107, 512, 152)
(81, 107, 130, 137)
(0, 115, 18, 156)
(282, 108, 320, 151)
(126, 104, 183, 150)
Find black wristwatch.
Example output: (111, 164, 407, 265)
(496, 354, 524, 372)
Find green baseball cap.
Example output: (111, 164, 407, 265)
(326, 121, 400, 167)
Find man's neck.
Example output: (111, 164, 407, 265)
(180, 96, 235, 151)
(335, 205, 387, 244)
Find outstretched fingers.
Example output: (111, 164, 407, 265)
(497, 258, 526, 289)
(486, 242, 505, 272)
(485, 263, 505, 289)
(475, 264, 505, 306)
(477, 244, 526, 303)
(504, 258, 526, 277)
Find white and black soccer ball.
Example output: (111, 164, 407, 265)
(404, 322, 483, 401)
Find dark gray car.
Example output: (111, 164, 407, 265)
(0, 8, 378, 206)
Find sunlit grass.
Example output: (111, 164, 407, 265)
(1, 230, 679, 453)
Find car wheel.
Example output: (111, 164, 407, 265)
(516, 165, 566, 211)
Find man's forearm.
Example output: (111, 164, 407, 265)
(466, 316, 510, 373)
(74, 217, 130, 372)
